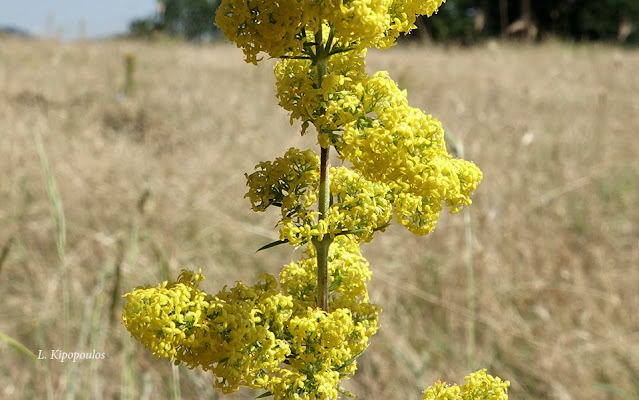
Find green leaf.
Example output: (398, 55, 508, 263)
(335, 347, 367, 373)
(328, 269, 343, 291)
(255, 391, 273, 399)
(337, 385, 357, 398)
(256, 239, 289, 252)
(0, 332, 39, 361)
(278, 55, 313, 61)
(334, 223, 391, 239)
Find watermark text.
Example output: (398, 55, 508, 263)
(37, 349, 105, 362)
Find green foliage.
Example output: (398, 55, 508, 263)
(527, 0, 639, 43)
(128, 18, 158, 38)
(162, 0, 222, 40)
(420, 0, 639, 45)
(421, 0, 479, 45)
(571, 0, 639, 43)
(129, 0, 222, 40)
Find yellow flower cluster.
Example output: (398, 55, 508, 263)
(214, 0, 305, 64)
(122, 2, 496, 399)
(278, 166, 393, 244)
(122, 238, 379, 399)
(245, 147, 320, 225)
(275, 49, 369, 137)
(247, 142, 479, 242)
(215, 0, 445, 63)
(423, 369, 510, 400)
(334, 70, 483, 231)
(329, 0, 446, 51)
(274, 49, 482, 234)
(280, 236, 379, 314)
(247, 147, 394, 244)
(122, 269, 209, 360)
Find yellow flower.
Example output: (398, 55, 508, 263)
(121, 269, 211, 361)
(274, 50, 368, 137)
(423, 369, 510, 400)
(245, 147, 319, 218)
(253, 146, 480, 244)
(275, 55, 482, 239)
(335, 71, 482, 234)
(123, 260, 380, 398)
(280, 236, 377, 311)
(215, 0, 305, 64)
(215, 0, 446, 63)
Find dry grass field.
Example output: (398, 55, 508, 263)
(1, 37, 638, 400)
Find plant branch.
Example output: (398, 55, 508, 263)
(313, 25, 332, 312)
(314, 145, 331, 312)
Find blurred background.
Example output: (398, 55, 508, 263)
(2, 0, 639, 44)
(1, 1, 638, 400)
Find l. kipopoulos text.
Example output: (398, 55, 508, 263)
(37, 349, 106, 362)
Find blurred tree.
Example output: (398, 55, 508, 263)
(486, 0, 639, 43)
(160, 0, 222, 40)
(129, 0, 222, 40)
(418, 0, 638, 45)
(565, 0, 639, 43)
(418, 0, 482, 45)
(129, 18, 158, 38)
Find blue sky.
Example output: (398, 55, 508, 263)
(0, 1, 158, 39)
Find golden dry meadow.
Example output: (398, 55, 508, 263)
(1, 37, 638, 399)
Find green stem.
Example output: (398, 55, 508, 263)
(314, 146, 331, 312)
(318, 147, 331, 217)
(313, 26, 332, 312)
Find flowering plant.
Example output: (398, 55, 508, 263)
(122, 0, 509, 399)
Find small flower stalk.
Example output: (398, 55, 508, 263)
(123, 53, 136, 96)
(123, 0, 508, 399)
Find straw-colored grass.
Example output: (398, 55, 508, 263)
(1, 37, 638, 400)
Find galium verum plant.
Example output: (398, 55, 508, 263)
(122, 0, 510, 399)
